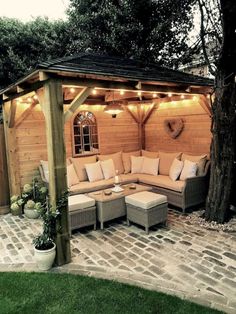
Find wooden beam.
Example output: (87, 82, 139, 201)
(143, 104, 158, 124)
(39, 71, 49, 81)
(2, 102, 21, 198)
(8, 101, 17, 128)
(124, 105, 140, 124)
(64, 87, 92, 122)
(43, 80, 71, 266)
(105, 91, 137, 102)
(14, 102, 38, 128)
(199, 95, 212, 117)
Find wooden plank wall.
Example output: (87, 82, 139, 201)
(145, 100, 211, 155)
(15, 104, 139, 189)
(0, 125, 10, 213)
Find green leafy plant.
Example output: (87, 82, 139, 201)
(10, 178, 48, 214)
(33, 192, 68, 250)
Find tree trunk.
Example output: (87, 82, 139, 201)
(205, 0, 236, 223)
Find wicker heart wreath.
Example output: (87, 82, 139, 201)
(164, 118, 184, 139)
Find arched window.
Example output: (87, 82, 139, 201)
(72, 111, 99, 156)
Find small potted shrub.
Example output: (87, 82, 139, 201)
(10, 195, 24, 216)
(33, 192, 67, 271)
(33, 202, 60, 271)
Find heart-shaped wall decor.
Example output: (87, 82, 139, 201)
(164, 118, 184, 139)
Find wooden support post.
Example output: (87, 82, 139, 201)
(199, 95, 212, 117)
(2, 101, 21, 198)
(14, 102, 37, 128)
(8, 101, 17, 128)
(43, 80, 71, 266)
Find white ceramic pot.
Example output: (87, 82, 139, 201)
(24, 207, 40, 219)
(34, 243, 56, 271)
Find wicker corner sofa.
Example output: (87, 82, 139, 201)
(39, 154, 210, 213)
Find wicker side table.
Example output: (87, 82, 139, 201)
(125, 191, 168, 234)
(68, 195, 96, 234)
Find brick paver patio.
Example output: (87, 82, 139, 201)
(0, 210, 236, 313)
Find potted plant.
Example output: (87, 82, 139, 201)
(10, 179, 48, 218)
(33, 201, 59, 271)
(33, 192, 67, 271)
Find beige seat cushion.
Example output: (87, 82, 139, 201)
(68, 194, 95, 212)
(120, 174, 139, 184)
(70, 155, 97, 181)
(141, 150, 159, 158)
(69, 178, 115, 194)
(122, 150, 141, 174)
(98, 151, 124, 175)
(138, 174, 185, 192)
(125, 191, 167, 209)
(159, 151, 182, 175)
(181, 153, 207, 176)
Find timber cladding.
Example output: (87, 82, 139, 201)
(14, 100, 211, 190)
(0, 125, 10, 213)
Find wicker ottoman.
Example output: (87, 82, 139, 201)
(125, 191, 168, 234)
(68, 195, 96, 234)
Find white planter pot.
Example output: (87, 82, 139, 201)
(24, 207, 40, 219)
(34, 243, 56, 271)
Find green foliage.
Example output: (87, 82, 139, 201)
(33, 191, 68, 250)
(0, 17, 70, 89)
(0, 272, 222, 314)
(67, 0, 195, 67)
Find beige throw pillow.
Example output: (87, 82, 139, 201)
(141, 150, 159, 158)
(180, 159, 198, 180)
(169, 158, 184, 181)
(100, 159, 116, 179)
(67, 164, 80, 187)
(159, 151, 182, 175)
(181, 153, 207, 176)
(141, 157, 159, 176)
(70, 155, 97, 181)
(122, 150, 141, 174)
(98, 151, 124, 175)
(85, 161, 104, 182)
(131, 156, 144, 174)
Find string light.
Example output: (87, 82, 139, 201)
(27, 97, 32, 103)
(153, 93, 157, 98)
(70, 87, 75, 93)
(192, 96, 197, 101)
(33, 95, 38, 100)
(92, 89, 97, 95)
(181, 95, 185, 99)
(137, 91, 142, 96)
(120, 90, 124, 95)
(168, 93, 172, 97)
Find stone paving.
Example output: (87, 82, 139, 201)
(0, 210, 236, 313)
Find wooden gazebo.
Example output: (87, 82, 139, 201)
(0, 53, 213, 265)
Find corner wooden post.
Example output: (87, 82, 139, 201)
(43, 80, 71, 266)
(2, 101, 21, 198)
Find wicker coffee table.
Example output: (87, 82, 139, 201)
(87, 183, 152, 229)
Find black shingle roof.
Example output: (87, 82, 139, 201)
(37, 53, 213, 87)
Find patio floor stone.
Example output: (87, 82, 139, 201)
(0, 209, 236, 313)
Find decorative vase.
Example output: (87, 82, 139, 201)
(34, 243, 56, 271)
(24, 207, 40, 219)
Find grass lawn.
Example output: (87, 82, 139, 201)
(0, 272, 222, 314)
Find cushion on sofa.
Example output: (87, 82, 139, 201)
(131, 156, 144, 174)
(70, 155, 97, 181)
(141, 150, 159, 158)
(180, 159, 197, 180)
(181, 153, 207, 176)
(69, 178, 115, 194)
(68, 194, 95, 212)
(85, 161, 104, 182)
(169, 158, 184, 181)
(67, 164, 80, 187)
(159, 151, 182, 176)
(141, 157, 159, 175)
(120, 174, 139, 185)
(138, 174, 185, 192)
(98, 151, 124, 174)
(122, 150, 140, 174)
(100, 159, 116, 179)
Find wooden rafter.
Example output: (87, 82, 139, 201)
(199, 95, 212, 117)
(8, 101, 17, 128)
(64, 87, 92, 122)
(14, 101, 38, 128)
